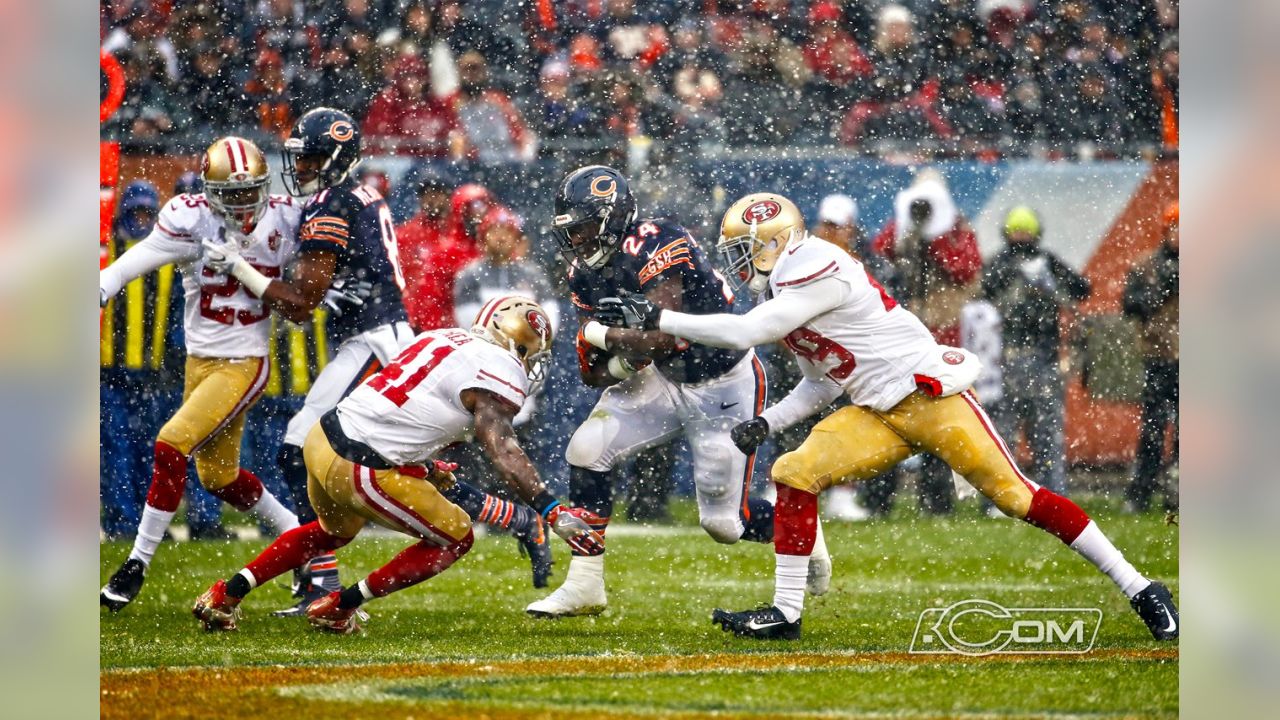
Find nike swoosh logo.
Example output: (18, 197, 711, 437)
(745, 619, 785, 631)
(1161, 607, 1177, 633)
(720, 402, 739, 410)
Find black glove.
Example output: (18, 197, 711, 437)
(595, 291, 660, 330)
(322, 279, 374, 317)
(730, 416, 770, 455)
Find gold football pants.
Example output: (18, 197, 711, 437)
(301, 423, 472, 544)
(771, 390, 1039, 518)
(156, 356, 268, 491)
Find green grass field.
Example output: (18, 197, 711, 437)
(100, 496, 1178, 719)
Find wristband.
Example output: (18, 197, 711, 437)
(582, 320, 610, 351)
(533, 491, 560, 519)
(230, 258, 272, 298)
(607, 356, 636, 380)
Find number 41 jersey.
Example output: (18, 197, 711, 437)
(336, 329, 530, 466)
(153, 192, 301, 358)
(299, 178, 409, 342)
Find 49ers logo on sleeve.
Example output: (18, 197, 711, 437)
(942, 350, 965, 365)
(327, 120, 355, 142)
(526, 310, 550, 341)
(742, 200, 782, 224)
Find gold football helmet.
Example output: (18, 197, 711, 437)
(472, 296, 555, 395)
(201, 136, 270, 232)
(718, 192, 806, 294)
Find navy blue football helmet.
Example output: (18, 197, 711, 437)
(281, 107, 362, 196)
(551, 165, 637, 269)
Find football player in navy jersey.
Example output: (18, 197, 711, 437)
(200, 108, 553, 611)
(526, 165, 830, 618)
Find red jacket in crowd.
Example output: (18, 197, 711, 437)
(364, 55, 458, 157)
(397, 184, 492, 331)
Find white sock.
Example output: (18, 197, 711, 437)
(1069, 521, 1150, 598)
(128, 504, 176, 566)
(565, 554, 605, 586)
(249, 490, 299, 534)
(811, 518, 829, 561)
(773, 554, 808, 622)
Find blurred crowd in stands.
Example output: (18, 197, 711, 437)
(101, 0, 1179, 160)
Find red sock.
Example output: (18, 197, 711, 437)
(145, 441, 188, 512)
(209, 469, 265, 512)
(773, 483, 819, 556)
(243, 521, 350, 588)
(364, 530, 474, 598)
(1023, 487, 1091, 544)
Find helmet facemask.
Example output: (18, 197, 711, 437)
(281, 140, 358, 197)
(553, 210, 617, 269)
(718, 222, 793, 296)
(206, 178, 269, 234)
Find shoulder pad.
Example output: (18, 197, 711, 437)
(772, 237, 845, 290)
(156, 194, 207, 241)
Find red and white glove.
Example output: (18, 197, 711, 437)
(545, 505, 606, 556)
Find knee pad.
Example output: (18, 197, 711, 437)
(565, 411, 620, 472)
(156, 418, 198, 457)
(771, 451, 815, 492)
(700, 514, 744, 544)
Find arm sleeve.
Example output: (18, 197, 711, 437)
(100, 232, 196, 299)
(760, 374, 845, 432)
(658, 276, 848, 350)
(299, 208, 352, 256)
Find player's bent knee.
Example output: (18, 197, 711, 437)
(988, 481, 1034, 519)
(565, 414, 620, 472)
(771, 452, 822, 493)
(156, 421, 198, 457)
(700, 515, 744, 544)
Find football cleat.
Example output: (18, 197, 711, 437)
(270, 583, 329, 618)
(305, 592, 362, 635)
(712, 605, 801, 640)
(526, 557, 606, 618)
(192, 580, 242, 632)
(517, 516, 554, 589)
(100, 558, 146, 612)
(1130, 581, 1179, 641)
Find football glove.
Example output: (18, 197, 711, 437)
(730, 416, 770, 455)
(321, 278, 374, 317)
(200, 237, 241, 275)
(546, 506, 606, 556)
(595, 292, 660, 331)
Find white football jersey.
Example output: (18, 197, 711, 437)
(768, 236, 939, 411)
(336, 328, 530, 466)
(154, 193, 302, 357)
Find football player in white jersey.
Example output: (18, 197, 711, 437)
(193, 297, 603, 633)
(596, 193, 1179, 642)
(99, 137, 304, 611)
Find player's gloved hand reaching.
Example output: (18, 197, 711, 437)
(424, 459, 459, 490)
(200, 237, 242, 275)
(730, 416, 770, 455)
(545, 505, 606, 555)
(596, 292, 661, 331)
(322, 278, 374, 317)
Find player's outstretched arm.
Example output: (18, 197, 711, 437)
(99, 233, 194, 304)
(465, 388, 604, 554)
(585, 275, 685, 361)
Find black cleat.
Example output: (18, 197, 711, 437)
(1131, 581, 1179, 640)
(270, 583, 329, 618)
(712, 605, 801, 640)
(517, 517, 553, 588)
(100, 558, 147, 612)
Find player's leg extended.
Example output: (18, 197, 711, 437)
(714, 405, 911, 638)
(685, 353, 773, 545)
(886, 390, 1178, 640)
(102, 357, 268, 611)
(192, 410, 298, 535)
(528, 369, 683, 618)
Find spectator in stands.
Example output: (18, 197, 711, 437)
(245, 49, 292, 137)
(248, 0, 315, 69)
(452, 208, 559, 331)
(377, 1, 459, 99)
(396, 173, 455, 331)
(1123, 203, 1179, 512)
(1049, 62, 1128, 155)
(840, 4, 952, 146)
(871, 169, 983, 515)
(803, 1, 872, 98)
(721, 20, 810, 145)
(101, 0, 179, 80)
(178, 43, 244, 135)
(112, 48, 189, 139)
(981, 206, 1091, 495)
(364, 52, 462, 157)
(538, 60, 592, 140)
(291, 36, 374, 123)
(403, 183, 492, 331)
(452, 50, 538, 164)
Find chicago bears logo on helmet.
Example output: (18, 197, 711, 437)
(943, 350, 964, 365)
(589, 175, 618, 199)
(743, 200, 782, 224)
(327, 120, 355, 142)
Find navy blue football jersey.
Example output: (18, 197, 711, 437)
(569, 217, 745, 384)
(299, 178, 408, 341)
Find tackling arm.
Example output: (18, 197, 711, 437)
(256, 251, 338, 324)
(598, 275, 684, 360)
(658, 276, 846, 350)
(760, 374, 845, 432)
